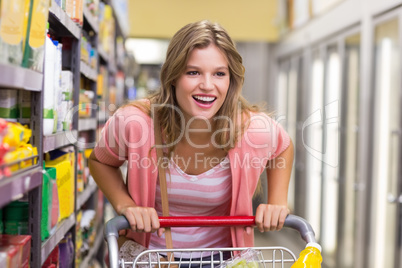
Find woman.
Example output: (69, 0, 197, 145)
(89, 20, 293, 263)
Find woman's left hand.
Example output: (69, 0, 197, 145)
(255, 204, 290, 232)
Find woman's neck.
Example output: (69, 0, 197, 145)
(182, 116, 216, 148)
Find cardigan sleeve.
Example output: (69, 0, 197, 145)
(243, 112, 291, 160)
(94, 106, 151, 167)
(267, 116, 290, 159)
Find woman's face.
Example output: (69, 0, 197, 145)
(174, 44, 230, 121)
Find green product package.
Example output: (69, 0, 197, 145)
(22, 0, 49, 72)
(0, 208, 3, 234)
(41, 165, 55, 241)
(4, 201, 29, 235)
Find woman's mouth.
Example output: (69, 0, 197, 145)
(192, 95, 217, 105)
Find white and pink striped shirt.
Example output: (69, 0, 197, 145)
(149, 156, 232, 257)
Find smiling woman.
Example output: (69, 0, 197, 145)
(89, 20, 294, 266)
(174, 44, 230, 121)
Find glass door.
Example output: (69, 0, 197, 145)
(369, 17, 401, 268)
(338, 33, 361, 268)
(276, 58, 300, 211)
(304, 50, 324, 240)
(321, 45, 341, 267)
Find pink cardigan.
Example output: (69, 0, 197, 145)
(94, 105, 290, 248)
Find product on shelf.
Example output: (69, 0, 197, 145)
(75, 210, 83, 266)
(3, 144, 38, 172)
(43, 32, 64, 135)
(41, 165, 55, 241)
(0, 0, 26, 65)
(0, 234, 31, 268)
(60, 71, 74, 131)
(42, 245, 59, 268)
(2, 121, 37, 173)
(66, 0, 83, 26)
(43, 33, 56, 135)
(50, 171, 59, 229)
(2, 122, 31, 150)
(98, 4, 115, 57)
(58, 232, 74, 268)
(79, 90, 94, 118)
(3, 201, 29, 235)
(0, 90, 18, 121)
(78, 209, 96, 261)
(0, 244, 19, 268)
(116, 36, 125, 68)
(45, 149, 75, 222)
(86, 0, 100, 18)
(22, 0, 49, 72)
(53, 40, 63, 133)
(18, 91, 31, 124)
(0, 119, 10, 179)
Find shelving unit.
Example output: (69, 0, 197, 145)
(0, 64, 43, 91)
(41, 214, 76, 266)
(0, 166, 42, 208)
(0, 1, 127, 267)
(80, 61, 98, 81)
(83, 5, 99, 34)
(43, 130, 78, 153)
(79, 223, 104, 268)
(48, 1, 81, 39)
(76, 180, 98, 211)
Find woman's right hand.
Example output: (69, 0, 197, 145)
(119, 206, 163, 235)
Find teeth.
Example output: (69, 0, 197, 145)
(193, 95, 216, 102)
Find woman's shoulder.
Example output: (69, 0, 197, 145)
(114, 99, 152, 119)
(244, 111, 276, 130)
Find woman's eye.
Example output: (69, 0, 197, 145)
(216, 72, 226, 77)
(187, 71, 199, 75)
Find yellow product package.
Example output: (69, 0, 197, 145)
(2, 122, 32, 150)
(3, 144, 38, 172)
(45, 152, 75, 222)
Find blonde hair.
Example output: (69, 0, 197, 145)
(128, 20, 262, 155)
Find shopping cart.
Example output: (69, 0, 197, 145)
(105, 215, 317, 268)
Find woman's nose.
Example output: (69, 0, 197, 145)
(199, 75, 214, 90)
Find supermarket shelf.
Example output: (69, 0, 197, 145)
(41, 213, 76, 265)
(78, 118, 97, 131)
(43, 130, 78, 153)
(80, 61, 98, 81)
(110, 0, 128, 38)
(0, 64, 43, 91)
(0, 166, 42, 208)
(48, 0, 81, 39)
(76, 182, 98, 210)
(109, 61, 117, 74)
(98, 45, 109, 63)
(83, 5, 99, 34)
(97, 112, 109, 124)
(79, 223, 104, 268)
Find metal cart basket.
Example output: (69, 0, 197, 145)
(105, 215, 317, 268)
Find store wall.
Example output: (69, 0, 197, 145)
(236, 42, 273, 107)
(128, 0, 279, 42)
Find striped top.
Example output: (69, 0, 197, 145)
(149, 156, 232, 257)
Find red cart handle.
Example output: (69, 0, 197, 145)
(105, 215, 316, 268)
(159, 216, 255, 227)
